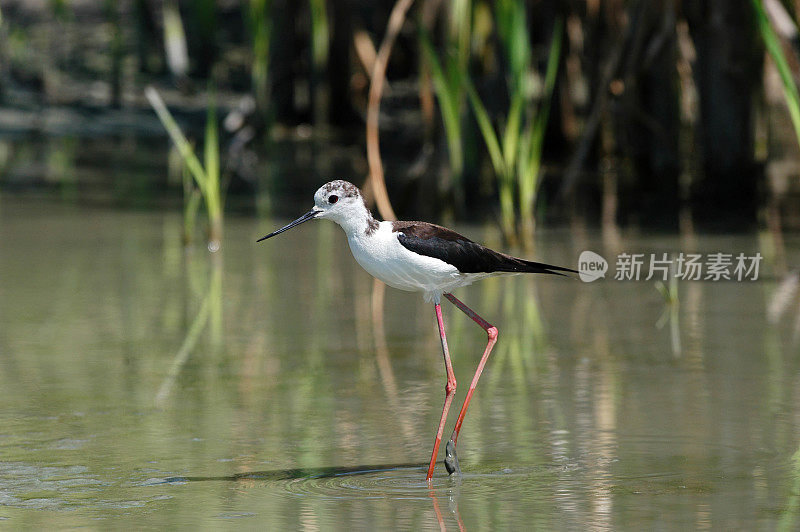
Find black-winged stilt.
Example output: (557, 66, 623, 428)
(258, 180, 575, 481)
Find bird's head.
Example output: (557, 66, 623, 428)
(257, 180, 368, 242)
(311, 180, 365, 224)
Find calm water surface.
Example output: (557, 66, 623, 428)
(1, 199, 800, 529)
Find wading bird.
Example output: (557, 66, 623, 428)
(258, 180, 574, 481)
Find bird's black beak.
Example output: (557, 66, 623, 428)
(257, 209, 322, 242)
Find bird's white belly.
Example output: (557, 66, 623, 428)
(347, 223, 471, 301)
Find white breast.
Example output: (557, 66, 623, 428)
(346, 222, 475, 302)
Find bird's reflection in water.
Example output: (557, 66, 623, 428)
(160, 463, 466, 530)
(429, 485, 466, 532)
(159, 463, 423, 483)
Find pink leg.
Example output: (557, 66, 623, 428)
(426, 302, 457, 482)
(443, 293, 498, 446)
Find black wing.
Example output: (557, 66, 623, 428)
(392, 221, 576, 275)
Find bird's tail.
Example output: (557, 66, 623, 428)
(518, 259, 577, 277)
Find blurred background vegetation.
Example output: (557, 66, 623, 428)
(0, 0, 799, 242)
(5, 4, 800, 525)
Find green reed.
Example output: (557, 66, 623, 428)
(156, 253, 223, 407)
(419, 0, 472, 210)
(655, 272, 681, 356)
(753, 0, 800, 148)
(162, 1, 189, 79)
(248, 0, 272, 116)
(145, 86, 223, 250)
(309, 0, 329, 122)
(182, 163, 202, 244)
(309, 0, 329, 72)
(466, 9, 562, 245)
(516, 17, 562, 244)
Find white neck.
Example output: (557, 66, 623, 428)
(333, 200, 377, 237)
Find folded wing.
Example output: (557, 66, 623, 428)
(392, 221, 576, 276)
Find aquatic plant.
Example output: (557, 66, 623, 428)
(309, 0, 329, 122)
(419, 0, 472, 211)
(309, 0, 329, 74)
(156, 255, 223, 407)
(753, 0, 800, 149)
(145, 86, 223, 250)
(181, 163, 202, 244)
(248, 0, 272, 117)
(465, 11, 562, 245)
(162, 1, 189, 81)
(655, 272, 681, 356)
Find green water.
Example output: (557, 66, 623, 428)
(1, 198, 799, 529)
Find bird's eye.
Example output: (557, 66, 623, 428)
(329, 195, 339, 204)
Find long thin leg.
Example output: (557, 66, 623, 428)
(443, 293, 498, 446)
(426, 302, 457, 482)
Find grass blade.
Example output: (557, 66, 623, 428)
(519, 19, 563, 239)
(502, 91, 523, 170)
(754, 0, 800, 147)
(204, 89, 223, 245)
(464, 75, 505, 176)
(146, 85, 224, 249)
(248, 0, 273, 114)
(420, 28, 465, 183)
(145, 86, 208, 195)
(309, 0, 329, 70)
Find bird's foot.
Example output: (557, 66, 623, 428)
(444, 439, 461, 476)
